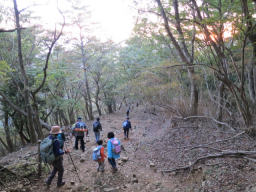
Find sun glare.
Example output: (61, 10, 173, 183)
(196, 22, 236, 43)
(3, 0, 136, 43)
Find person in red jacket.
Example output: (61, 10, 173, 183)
(97, 140, 106, 172)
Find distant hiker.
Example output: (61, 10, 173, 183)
(126, 106, 130, 117)
(72, 117, 87, 152)
(122, 117, 132, 140)
(92, 140, 106, 172)
(93, 117, 102, 143)
(107, 132, 121, 172)
(45, 126, 67, 188)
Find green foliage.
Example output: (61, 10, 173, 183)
(0, 60, 12, 83)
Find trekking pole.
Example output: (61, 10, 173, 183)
(64, 143, 82, 182)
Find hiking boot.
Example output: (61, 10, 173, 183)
(57, 182, 65, 187)
(112, 167, 118, 173)
(45, 181, 50, 187)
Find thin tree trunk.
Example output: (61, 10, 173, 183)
(4, 112, 14, 152)
(13, 0, 37, 143)
(216, 82, 225, 121)
(248, 58, 256, 103)
(80, 40, 94, 120)
(95, 82, 102, 116)
(155, 0, 198, 115)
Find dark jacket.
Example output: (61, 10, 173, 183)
(49, 135, 64, 157)
(93, 120, 102, 132)
(124, 120, 131, 129)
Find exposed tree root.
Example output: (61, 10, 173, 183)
(161, 150, 256, 173)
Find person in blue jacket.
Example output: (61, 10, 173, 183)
(46, 126, 66, 188)
(123, 117, 132, 140)
(72, 117, 87, 152)
(107, 132, 121, 172)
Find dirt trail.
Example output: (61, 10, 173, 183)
(31, 108, 175, 192)
(2, 106, 256, 191)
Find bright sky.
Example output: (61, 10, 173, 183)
(2, 0, 137, 43)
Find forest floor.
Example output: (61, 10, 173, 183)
(1, 106, 256, 192)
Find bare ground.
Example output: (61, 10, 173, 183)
(1, 106, 256, 192)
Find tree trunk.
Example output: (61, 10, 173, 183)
(188, 68, 198, 115)
(59, 110, 69, 125)
(4, 112, 15, 152)
(80, 40, 94, 120)
(32, 98, 43, 139)
(248, 54, 256, 104)
(68, 107, 75, 124)
(95, 101, 102, 116)
(156, 0, 198, 115)
(216, 82, 225, 121)
(13, 0, 37, 143)
(95, 83, 102, 116)
(83, 95, 90, 119)
(107, 104, 113, 114)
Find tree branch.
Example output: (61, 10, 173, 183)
(162, 150, 256, 173)
(0, 91, 51, 130)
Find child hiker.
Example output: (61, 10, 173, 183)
(92, 140, 106, 172)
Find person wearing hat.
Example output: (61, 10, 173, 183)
(46, 126, 66, 188)
(72, 117, 87, 152)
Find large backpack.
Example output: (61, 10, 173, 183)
(93, 121, 100, 132)
(111, 138, 121, 154)
(92, 146, 102, 161)
(57, 133, 65, 149)
(122, 121, 128, 129)
(40, 137, 56, 164)
(75, 122, 81, 128)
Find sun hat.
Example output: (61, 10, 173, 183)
(50, 125, 62, 135)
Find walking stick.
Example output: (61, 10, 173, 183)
(64, 143, 82, 182)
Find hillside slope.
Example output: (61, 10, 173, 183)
(1, 106, 256, 192)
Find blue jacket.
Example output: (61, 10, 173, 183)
(49, 135, 64, 157)
(72, 121, 87, 136)
(107, 138, 121, 159)
(123, 120, 131, 129)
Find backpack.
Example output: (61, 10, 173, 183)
(122, 121, 128, 129)
(57, 133, 65, 149)
(111, 138, 121, 154)
(40, 137, 56, 164)
(75, 122, 81, 128)
(92, 146, 102, 161)
(93, 121, 101, 132)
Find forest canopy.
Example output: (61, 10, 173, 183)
(0, 0, 256, 154)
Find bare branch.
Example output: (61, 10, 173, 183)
(32, 10, 65, 95)
(181, 115, 236, 130)
(162, 149, 256, 173)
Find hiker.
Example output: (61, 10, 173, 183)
(92, 140, 106, 172)
(45, 126, 67, 187)
(126, 106, 130, 117)
(122, 117, 132, 140)
(72, 117, 87, 152)
(93, 117, 102, 142)
(107, 132, 121, 172)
